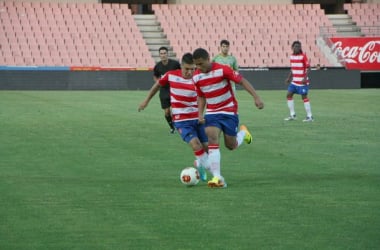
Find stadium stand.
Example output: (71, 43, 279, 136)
(153, 4, 335, 67)
(0, 1, 154, 68)
(344, 3, 380, 36)
(2, 2, 377, 68)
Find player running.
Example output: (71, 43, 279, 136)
(192, 48, 264, 188)
(139, 53, 208, 181)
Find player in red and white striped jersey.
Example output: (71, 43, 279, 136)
(192, 48, 264, 188)
(138, 53, 208, 181)
(284, 41, 313, 122)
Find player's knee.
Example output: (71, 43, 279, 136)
(225, 142, 236, 150)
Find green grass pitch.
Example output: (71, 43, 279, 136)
(0, 89, 379, 249)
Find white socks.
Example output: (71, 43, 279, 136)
(288, 98, 313, 117)
(236, 130, 245, 147)
(303, 99, 312, 117)
(194, 149, 208, 169)
(287, 98, 295, 116)
(208, 145, 221, 178)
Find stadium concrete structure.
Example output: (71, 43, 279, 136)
(0, 0, 379, 89)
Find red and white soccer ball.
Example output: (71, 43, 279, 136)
(180, 167, 200, 186)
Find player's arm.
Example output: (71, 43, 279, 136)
(285, 71, 292, 85)
(153, 64, 161, 82)
(232, 57, 239, 71)
(197, 96, 206, 124)
(302, 67, 310, 84)
(302, 55, 311, 84)
(240, 78, 264, 110)
(224, 65, 263, 109)
(138, 81, 161, 112)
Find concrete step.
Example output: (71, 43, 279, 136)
(133, 14, 172, 61)
(133, 14, 156, 20)
(142, 32, 166, 38)
(334, 25, 361, 32)
(328, 14, 356, 25)
(335, 31, 363, 37)
(328, 14, 352, 21)
(331, 19, 356, 25)
(146, 38, 169, 45)
(327, 13, 361, 37)
(327, 14, 350, 20)
(139, 25, 162, 32)
(134, 19, 159, 26)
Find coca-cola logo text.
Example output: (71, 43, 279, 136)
(332, 40, 380, 64)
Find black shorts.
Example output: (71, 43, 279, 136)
(159, 88, 171, 109)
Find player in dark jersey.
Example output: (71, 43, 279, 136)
(153, 46, 181, 133)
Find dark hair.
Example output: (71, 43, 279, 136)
(181, 53, 193, 64)
(292, 40, 301, 47)
(158, 46, 168, 52)
(220, 39, 230, 46)
(193, 48, 209, 60)
(291, 40, 303, 53)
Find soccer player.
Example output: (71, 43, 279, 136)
(139, 53, 208, 181)
(153, 46, 181, 133)
(192, 48, 264, 188)
(284, 41, 313, 122)
(212, 39, 239, 92)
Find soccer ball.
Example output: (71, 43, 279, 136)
(180, 167, 200, 186)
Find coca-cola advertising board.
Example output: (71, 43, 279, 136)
(330, 37, 380, 71)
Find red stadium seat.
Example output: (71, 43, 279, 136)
(153, 3, 338, 67)
(0, 1, 152, 67)
(5, 3, 376, 68)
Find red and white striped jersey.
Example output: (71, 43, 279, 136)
(159, 69, 198, 122)
(290, 53, 310, 86)
(192, 63, 243, 115)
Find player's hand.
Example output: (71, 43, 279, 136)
(255, 98, 264, 109)
(138, 102, 147, 112)
(285, 79, 290, 85)
(198, 117, 205, 124)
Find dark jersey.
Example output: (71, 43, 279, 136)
(153, 59, 181, 99)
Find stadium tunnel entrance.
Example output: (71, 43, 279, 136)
(361, 72, 380, 88)
(293, 0, 360, 14)
(101, 0, 167, 14)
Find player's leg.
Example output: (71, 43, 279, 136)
(239, 125, 252, 144)
(160, 97, 175, 133)
(176, 120, 208, 181)
(204, 114, 226, 188)
(188, 138, 208, 182)
(301, 89, 313, 122)
(284, 84, 296, 120)
(222, 114, 251, 149)
(196, 122, 209, 167)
